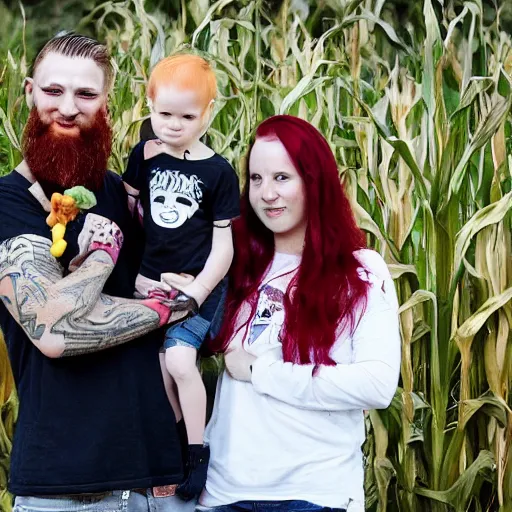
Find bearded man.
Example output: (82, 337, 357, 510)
(0, 34, 198, 512)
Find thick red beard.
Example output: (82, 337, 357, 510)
(22, 108, 113, 192)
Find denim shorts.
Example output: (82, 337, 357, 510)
(164, 278, 227, 351)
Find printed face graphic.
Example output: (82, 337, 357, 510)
(149, 169, 203, 228)
(249, 284, 285, 345)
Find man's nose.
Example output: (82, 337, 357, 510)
(58, 94, 79, 118)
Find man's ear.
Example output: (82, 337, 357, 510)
(24, 78, 34, 109)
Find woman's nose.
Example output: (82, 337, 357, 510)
(261, 179, 278, 202)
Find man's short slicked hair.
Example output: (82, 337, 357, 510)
(31, 33, 114, 92)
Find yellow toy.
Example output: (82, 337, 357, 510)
(46, 186, 97, 257)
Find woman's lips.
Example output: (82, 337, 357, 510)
(264, 207, 285, 218)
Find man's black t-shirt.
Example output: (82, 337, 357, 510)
(123, 142, 240, 281)
(0, 170, 184, 495)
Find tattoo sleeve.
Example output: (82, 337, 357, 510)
(0, 235, 191, 357)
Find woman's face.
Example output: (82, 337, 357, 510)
(248, 137, 307, 242)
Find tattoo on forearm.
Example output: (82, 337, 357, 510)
(57, 293, 161, 356)
(0, 235, 169, 357)
(0, 236, 59, 339)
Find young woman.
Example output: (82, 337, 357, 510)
(200, 115, 401, 512)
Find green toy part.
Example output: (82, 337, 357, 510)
(64, 186, 97, 210)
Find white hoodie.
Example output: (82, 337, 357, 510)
(202, 250, 401, 511)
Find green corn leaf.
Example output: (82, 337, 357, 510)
(448, 94, 511, 201)
(415, 451, 496, 511)
(454, 287, 512, 347)
(453, 192, 512, 286)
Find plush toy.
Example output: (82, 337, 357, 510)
(46, 186, 97, 257)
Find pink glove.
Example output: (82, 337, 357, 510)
(69, 213, 124, 271)
(143, 291, 198, 327)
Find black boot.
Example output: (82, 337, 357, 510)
(176, 444, 210, 501)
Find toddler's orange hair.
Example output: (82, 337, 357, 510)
(147, 54, 217, 111)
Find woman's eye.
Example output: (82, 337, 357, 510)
(276, 174, 288, 181)
(43, 88, 61, 95)
(160, 112, 171, 117)
(184, 115, 195, 120)
(250, 174, 262, 182)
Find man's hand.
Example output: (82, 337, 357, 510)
(135, 273, 199, 327)
(69, 213, 124, 271)
(144, 288, 198, 328)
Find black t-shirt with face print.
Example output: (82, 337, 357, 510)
(123, 141, 240, 281)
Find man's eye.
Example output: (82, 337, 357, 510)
(79, 92, 98, 99)
(154, 196, 165, 203)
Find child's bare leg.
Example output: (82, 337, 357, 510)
(165, 346, 206, 445)
(159, 352, 182, 422)
(163, 315, 212, 500)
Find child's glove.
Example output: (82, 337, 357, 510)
(176, 444, 210, 501)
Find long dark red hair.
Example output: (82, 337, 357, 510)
(210, 115, 369, 365)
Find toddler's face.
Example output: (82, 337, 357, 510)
(149, 85, 210, 150)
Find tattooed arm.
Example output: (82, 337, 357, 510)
(0, 218, 194, 358)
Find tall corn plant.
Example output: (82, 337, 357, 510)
(0, 1, 27, 175)
(0, 333, 17, 512)
(0, 3, 25, 509)
(1, 0, 511, 510)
